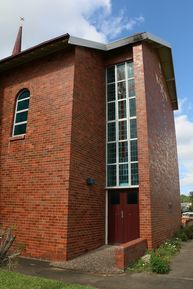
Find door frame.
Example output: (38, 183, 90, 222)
(105, 189, 108, 244)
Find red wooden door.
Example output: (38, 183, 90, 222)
(108, 191, 123, 244)
(108, 190, 139, 244)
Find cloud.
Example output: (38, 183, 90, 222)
(0, 0, 144, 58)
(93, 10, 144, 40)
(180, 162, 193, 187)
(175, 115, 193, 153)
(175, 97, 192, 116)
(175, 113, 193, 192)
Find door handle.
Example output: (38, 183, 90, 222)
(121, 210, 124, 219)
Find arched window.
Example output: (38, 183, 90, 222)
(12, 89, 30, 136)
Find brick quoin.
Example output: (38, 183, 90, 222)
(0, 33, 181, 263)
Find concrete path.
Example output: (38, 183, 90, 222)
(14, 241, 193, 289)
(52, 245, 121, 274)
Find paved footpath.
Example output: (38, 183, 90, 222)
(14, 241, 193, 289)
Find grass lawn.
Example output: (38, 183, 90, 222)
(0, 270, 96, 289)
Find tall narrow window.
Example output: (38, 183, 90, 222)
(106, 61, 139, 187)
(12, 89, 30, 136)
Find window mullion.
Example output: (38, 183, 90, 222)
(115, 65, 119, 187)
(125, 62, 131, 186)
(106, 68, 108, 187)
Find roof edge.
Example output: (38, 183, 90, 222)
(0, 33, 70, 64)
(68, 36, 106, 50)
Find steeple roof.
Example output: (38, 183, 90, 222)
(12, 26, 22, 55)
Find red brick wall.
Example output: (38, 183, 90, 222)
(133, 44, 153, 248)
(133, 43, 181, 249)
(67, 47, 106, 259)
(142, 43, 181, 247)
(0, 49, 75, 260)
(115, 238, 147, 269)
(105, 46, 133, 66)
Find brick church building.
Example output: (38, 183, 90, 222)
(0, 28, 181, 266)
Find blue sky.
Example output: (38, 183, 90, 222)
(0, 0, 192, 195)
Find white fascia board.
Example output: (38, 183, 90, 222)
(144, 32, 171, 48)
(69, 33, 171, 52)
(106, 33, 145, 50)
(106, 33, 171, 51)
(68, 36, 106, 50)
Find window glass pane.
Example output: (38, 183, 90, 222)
(127, 62, 134, 78)
(107, 67, 115, 83)
(106, 62, 138, 189)
(15, 111, 28, 123)
(108, 122, 116, 142)
(107, 84, 115, 102)
(17, 99, 29, 111)
(127, 191, 138, 204)
(117, 63, 125, 81)
(130, 119, 137, 139)
(128, 79, 135, 97)
(131, 163, 139, 185)
(130, 140, 138, 162)
(18, 90, 30, 100)
(129, 98, 136, 117)
(107, 143, 116, 164)
(117, 81, 126, 99)
(108, 102, 115, 121)
(119, 142, 128, 163)
(110, 191, 120, 205)
(118, 100, 126, 119)
(14, 123, 27, 136)
(119, 164, 129, 186)
(119, 121, 127, 140)
(107, 165, 116, 186)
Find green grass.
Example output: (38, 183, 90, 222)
(0, 270, 96, 289)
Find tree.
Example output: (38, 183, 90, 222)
(181, 194, 191, 203)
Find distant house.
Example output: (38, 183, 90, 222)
(0, 28, 181, 266)
(181, 202, 192, 212)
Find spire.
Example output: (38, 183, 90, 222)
(12, 26, 22, 55)
(12, 18, 24, 56)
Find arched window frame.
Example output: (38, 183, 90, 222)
(12, 89, 30, 137)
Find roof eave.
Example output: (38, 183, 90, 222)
(0, 33, 70, 72)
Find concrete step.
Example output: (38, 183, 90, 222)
(51, 245, 122, 274)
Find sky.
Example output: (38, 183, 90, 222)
(0, 0, 193, 195)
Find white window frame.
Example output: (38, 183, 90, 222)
(106, 61, 139, 189)
(12, 90, 30, 137)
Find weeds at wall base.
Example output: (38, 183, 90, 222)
(128, 225, 193, 274)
